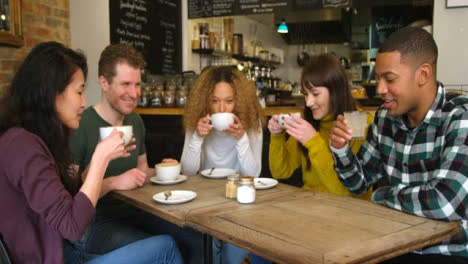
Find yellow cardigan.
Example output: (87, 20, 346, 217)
(269, 113, 373, 200)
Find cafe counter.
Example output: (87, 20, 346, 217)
(134, 106, 303, 116)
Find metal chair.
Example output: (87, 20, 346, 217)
(0, 237, 12, 264)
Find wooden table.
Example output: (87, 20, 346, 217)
(112, 175, 298, 227)
(187, 191, 462, 264)
(113, 175, 301, 263)
(113, 176, 462, 264)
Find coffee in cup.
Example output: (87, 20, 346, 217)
(155, 162, 181, 181)
(210, 112, 234, 131)
(99, 125, 133, 145)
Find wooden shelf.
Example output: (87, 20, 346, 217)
(134, 108, 184, 115)
(191, 48, 214, 54)
(191, 49, 281, 67)
(134, 107, 302, 116)
(263, 106, 302, 116)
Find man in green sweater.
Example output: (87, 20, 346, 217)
(69, 43, 203, 263)
(69, 43, 156, 253)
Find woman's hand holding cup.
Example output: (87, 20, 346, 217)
(196, 114, 212, 137)
(268, 115, 284, 135)
(225, 115, 245, 140)
(95, 129, 135, 162)
(284, 114, 317, 144)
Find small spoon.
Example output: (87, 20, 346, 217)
(257, 180, 267, 186)
(164, 190, 172, 200)
(208, 167, 215, 175)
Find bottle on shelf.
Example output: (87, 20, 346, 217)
(138, 86, 150, 108)
(151, 80, 164, 108)
(199, 22, 209, 50)
(232, 35, 239, 54)
(151, 90, 162, 107)
(191, 25, 200, 50)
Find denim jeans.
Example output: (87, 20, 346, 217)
(213, 238, 248, 264)
(250, 254, 273, 264)
(78, 206, 203, 263)
(64, 235, 183, 264)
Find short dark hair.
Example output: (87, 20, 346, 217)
(379, 27, 438, 68)
(98, 43, 145, 83)
(0, 41, 87, 194)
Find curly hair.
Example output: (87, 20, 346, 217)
(0, 41, 87, 195)
(183, 66, 265, 132)
(98, 43, 145, 82)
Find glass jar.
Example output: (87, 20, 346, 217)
(151, 91, 162, 107)
(163, 90, 176, 107)
(166, 78, 177, 92)
(237, 175, 255, 204)
(225, 174, 238, 199)
(155, 83, 164, 92)
(176, 89, 187, 107)
(138, 87, 150, 107)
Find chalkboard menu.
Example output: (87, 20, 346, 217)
(188, 0, 350, 18)
(294, 0, 349, 9)
(188, 0, 291, 18)
(110, 0, 182, 74)
(322, 0, 349, 8)
(370, 5, 431, 48)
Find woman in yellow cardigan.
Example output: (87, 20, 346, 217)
(268, 54, 372, 199)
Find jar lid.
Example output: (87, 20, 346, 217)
(238, 175, 253, 184)
(227, 174, 239, 181)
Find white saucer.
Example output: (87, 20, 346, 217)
(200, 168, 237, 179)
(254, 178, 279, 190)
(150, 175, 188, 185)
(153, 190, 197, 205)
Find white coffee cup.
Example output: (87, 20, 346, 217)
(210, 112, 234, 131)
(155, 162, 181, 181)
(277, 112, 301, 128)
(99, 126, 133, 145)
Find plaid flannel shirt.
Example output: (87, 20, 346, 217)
(332, 84, 468, 257)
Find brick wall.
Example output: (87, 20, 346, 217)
(0, 0, 70, 95)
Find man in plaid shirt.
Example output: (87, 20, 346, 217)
(330, 27, 468, 263)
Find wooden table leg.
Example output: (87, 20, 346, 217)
(203, 233, 213, 264)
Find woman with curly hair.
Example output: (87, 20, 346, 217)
(181, 65, 265, 177)
(180, 66, 265, 264)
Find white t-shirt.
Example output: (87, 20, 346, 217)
(180, 128, 263, 177)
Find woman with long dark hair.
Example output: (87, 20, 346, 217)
(0, 41, 182, 264)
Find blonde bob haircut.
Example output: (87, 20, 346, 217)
(183, 66, 265, 132)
